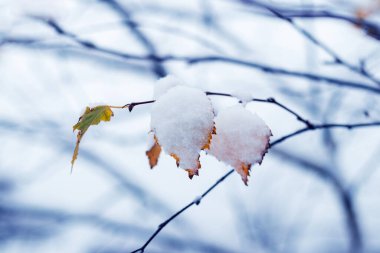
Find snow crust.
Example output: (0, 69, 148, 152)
(151, 85, 214, 170)
(209, 105, 271, 169)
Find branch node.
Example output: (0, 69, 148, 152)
(80, 41, 96, 49)
(334, 58, 343, 64)
(305, 120, 315, 129)
(127, 104, 135, 112)
(130, 248, 143, 253)
(194, 196, 202, 205)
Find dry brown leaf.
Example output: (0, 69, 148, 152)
(150, 85, 215, 179)
(235, 163, 251, 186)
(185, 159, 201, 179)
(165, 125, 213, 178)
(170, 153, 180, 167)
(208, 105, 272, 185)
(146, 136, 162, 169)
(170, 153, 201, 179)
(202, 126, 216, 150)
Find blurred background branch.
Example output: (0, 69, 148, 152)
(1, 0, 380, 253)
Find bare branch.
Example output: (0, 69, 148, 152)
(239, 0, 380, 86)
(171, 56, 380, 95)
(271, 148, 363, 251)
(7, 18, 380, 95)
(130, 169, 235, 253)
(128, 92, 380, 252)
(206, 92, 314, 127)
(115, 92, 315, 131)
(271, 122, 380, 146)
(99, 0, 167, 77)
(0, 202, 235, 253)
(244, 5, 380, 41)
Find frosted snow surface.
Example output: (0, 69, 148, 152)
(209, 105, 271, 174)
(151, 85, 214, 170)
(230, 88, 253, 106)
(146, 131, 156, 150)
(153, 75, 186, 99)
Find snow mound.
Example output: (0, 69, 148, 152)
(209, 105, 271, 184)
(230, 89, 253, 106)
(154, 75, 186, 99)
(151, 85, 214, 175)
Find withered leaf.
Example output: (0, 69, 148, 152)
(146, 136, 162, 169)
(164, 124, 213, 179)
(71, 105, 114, 169)
(202, 126, 216, 150)
(170, 153, 180, 167)
(150, 85, 215, 179)
(236, 163, 251, 186)
(208, 105, 272, 185)
(170, 153, 201, 179)
(185, 158, 201, 179)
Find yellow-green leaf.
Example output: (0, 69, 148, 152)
(71, 105, 114, 169)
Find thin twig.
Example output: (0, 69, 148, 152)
(270, 122, 380, 146)
(124, 100, 155, 112)
(206, 92, 313, 127)
(205, 91, 233, 97)
(0, 202, 234, 253)
(67, 87, 380, 253)
(240, 0, 380, 86)
(118, 92, 313, 128)
(100, 0, 167, 77)
(271, 148, 363, 250)
(131, 169, 235, 253)
(14, 18, 380, 95)
(175, 56, 380, 95)
(130, 120, 380, 252)
(244, 4, 380, 41)
(252, 97, 314, 128)
(127, 91, 380, 252)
